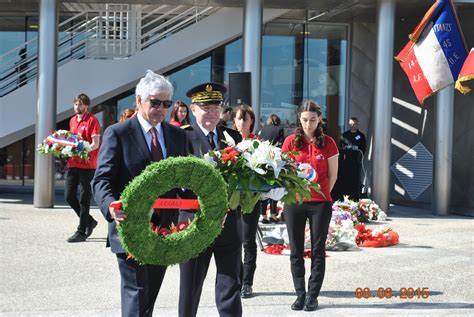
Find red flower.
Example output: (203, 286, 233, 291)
(177, 220, 189, 231)
(158, 228, 171, 236)
(222, 150, 239, 163)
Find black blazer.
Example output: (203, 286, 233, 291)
(181, 124, 243, 247)
(259, 124, 284, 145)
(92, 116, 188, 253)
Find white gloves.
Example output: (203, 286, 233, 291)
(262, 187, 288, 201)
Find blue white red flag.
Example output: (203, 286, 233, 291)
(395, 0, 468, 104)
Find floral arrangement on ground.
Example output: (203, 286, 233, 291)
(204, 133, 320, 213)
(262, 197, 398, 255)
(37, 129, 91, 160)
(116, 156, 229, 266)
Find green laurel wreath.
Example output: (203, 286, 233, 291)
(118, 156, 228, 266)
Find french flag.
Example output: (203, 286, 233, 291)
(455, 48, 474, 94)
(395, 0, 468, 104)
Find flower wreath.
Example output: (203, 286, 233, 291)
(118, 156, 228, 266)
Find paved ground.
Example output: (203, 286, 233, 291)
(0, 191, 473, 316)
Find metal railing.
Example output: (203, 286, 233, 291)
(0, 4, 219, 97)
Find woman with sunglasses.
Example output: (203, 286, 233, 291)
(281, 100, 338, 312)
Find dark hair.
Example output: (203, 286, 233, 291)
(266, 114, 281, 126)
(74, 93, 90, 106)
(350, 117, 358, 122)
(233, 104, 255, 132)
(119, 108, 135, 122)
(222, 106, 233, 114)
(170, 100, 190, 125)
(294, 99, 325, 149)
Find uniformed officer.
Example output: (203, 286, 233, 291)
(178, 82, 243, 317)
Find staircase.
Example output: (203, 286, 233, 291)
(0, 4, 289, 148)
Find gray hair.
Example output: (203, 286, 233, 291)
(135, 70, 174, 100)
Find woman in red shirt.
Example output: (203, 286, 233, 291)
(281, 100, 339, 311)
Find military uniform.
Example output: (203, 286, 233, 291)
(178, 83, 243, 317)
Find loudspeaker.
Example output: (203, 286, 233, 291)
(229, 72, 251, 106)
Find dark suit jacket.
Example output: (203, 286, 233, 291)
(181, 123, 243, 248)
(259, 124, 284, 145)
(92, 116, 188, 253)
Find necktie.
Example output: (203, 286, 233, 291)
(207, 131, 217, 149)
(150, 127, 164, 161)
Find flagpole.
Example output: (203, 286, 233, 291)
(372, 0, 396, 214)
(433, 86, 454, 215)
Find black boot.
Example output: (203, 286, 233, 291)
(291, 295, 305, 311)
(303, 296, 318, 311)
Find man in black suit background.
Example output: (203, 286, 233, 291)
(258, 114, 284, 145)
(179, 82, 243, 317)
(92, 70, 188, 316)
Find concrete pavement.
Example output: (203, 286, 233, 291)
(0, 191, 473, 316)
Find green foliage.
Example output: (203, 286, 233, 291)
(118, 156, 228, 266)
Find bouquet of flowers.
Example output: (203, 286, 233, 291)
(354, 223, 399, 247)
(333, 196, 387, 224)
(37, 130, 92, 160)
(326, 208, 359, 251)
(204, 133, 320, 213)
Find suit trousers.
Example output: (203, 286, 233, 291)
(284, 201, 332, 298)
(116, 253, 167, 317)
(178, 211, 242, 317)
(65, 168, 95, 233)
(241, 201, 262, 286)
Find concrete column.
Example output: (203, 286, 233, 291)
(372, 0, 395, 213)
(34, 0, 58, 208)
(242, 0, 262, 131)
(433, 86, 454, 215)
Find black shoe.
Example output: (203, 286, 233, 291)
(67, 231, 87, 243)
(261, 218, 270, 224)
(291, 295, 305, 311)
(85, 219, 98, 237)
(303, 296, 318, 311)
(241, 284, 253, 298)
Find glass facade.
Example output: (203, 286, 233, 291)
(0, 18, 348, 187)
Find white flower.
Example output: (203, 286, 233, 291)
(223, 131, 236, 146)
(203, 153, 217, 166)
(82, 141, 92, 152)
(236, 139, 255, 152)
(377, 211, 387, 221)
(62, 146, 73, 157)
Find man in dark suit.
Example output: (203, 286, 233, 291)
(92, 70, 188, 317)
(179, 82, 243, 317)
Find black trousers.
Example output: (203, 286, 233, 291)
(64, 168, 95, 233)
(261, 199, 278, 216)
(116, 253, 167, 317)
(241, 201, 262, 286)
(178, 211, 242, 317)
(284, 201, 332, 298)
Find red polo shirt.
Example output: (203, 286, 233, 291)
(282, 134, 338, 202)
(67, 112, 101, 169)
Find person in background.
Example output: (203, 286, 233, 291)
(92, 70, 188, 316)
(65, 93, 101, 243)
(179, 82, 243, 317)
(169, 100, 191, 128)
(258, 114, 285, 223)
(281, 100, 338, 312)
(119, 108, 135, 123)
(218, 106, 233, 128)
(232, 105, 260, 299)
(339, 117, 366, 200)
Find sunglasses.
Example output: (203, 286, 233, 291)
(149, 99, 172, 109)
